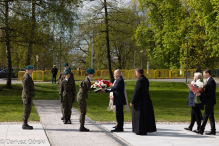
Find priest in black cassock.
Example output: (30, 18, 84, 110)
(130, 68, 156, 135)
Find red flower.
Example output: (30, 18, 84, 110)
(190, 84, 205, 94)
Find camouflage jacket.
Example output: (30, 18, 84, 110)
(60, 79, 76, 99)
(58, 71, 75, 94)
(77, 77, 92, 100)
(22, 73, 35, 98)
(58, 72, 64, 86)
(58, 68, 75, 89)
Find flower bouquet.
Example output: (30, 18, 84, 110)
(91, 79, 113, 93)
(190, 78, 207, 104)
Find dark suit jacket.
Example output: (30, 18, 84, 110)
(105, 76, 126, 105)
(200, 77, 216, 106)
(51, 68, 58, 75)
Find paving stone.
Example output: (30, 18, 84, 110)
(33, 100, 126, 146)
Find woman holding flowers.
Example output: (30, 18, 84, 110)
(184, 72, 204, 132)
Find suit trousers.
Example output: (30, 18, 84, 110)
(116, 105, 124, 130)
(189, 106, 202, 130)
(52, 74, 56, 83)
(200, 105, 216, 132)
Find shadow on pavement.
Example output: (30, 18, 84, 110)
(117, 128, 216, 139)
(45, 128, 103, 133)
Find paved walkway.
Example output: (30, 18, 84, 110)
(33, 100, 219, 146)
(102, 124, 219, 146)
(0, 124, 50, 146)
(33, 100, 129, 146)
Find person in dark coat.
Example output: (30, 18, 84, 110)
(51, 65, 58, 84)
(130, 68, 156, 135)
(104, 69, 126, 132)
(196, 68, 201, 73)
(195, 69, 216, 135)
(184, 72, 204, 132)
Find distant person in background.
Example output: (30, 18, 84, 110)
(51, 65, 58, 84)
(196, 68, 201, 73)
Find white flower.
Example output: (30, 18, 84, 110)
(194, 79, 205, 89)
(191, 80, 195, 85)
(100, 82, 107, 88)
(91, 84, 97, 88)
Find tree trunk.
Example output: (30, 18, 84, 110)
(5, 0, 12, 89)
(104, 0, 114, 83)
(26, 0, 36, 66)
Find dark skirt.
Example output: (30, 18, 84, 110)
(132, 100, 157, 135)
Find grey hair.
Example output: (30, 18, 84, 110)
(115, 69, 122, 76)
(194, 72, 202, 79)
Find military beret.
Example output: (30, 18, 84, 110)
(26, 65, 34, 70)
(86, 68, 95, 74)
(65, 67, 71, 72)
(64, 70, 70, 75)
(64, 63, 69, 67)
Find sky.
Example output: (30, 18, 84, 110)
(80, 0, 132, 14)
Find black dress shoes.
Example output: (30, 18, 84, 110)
(79, 126, 90, 132)
(194, 130, 203, 135)
(112, 125, 117, 128)
(111, 129, 124, 132)
(184, 127, 192, 131)
(205, 131, 216, 135)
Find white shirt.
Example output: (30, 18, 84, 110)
(207, 76, 211, 82)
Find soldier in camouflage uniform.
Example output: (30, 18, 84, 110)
(60, 70, 76, 124)
(58, 63, 69, 96)
(58, 63, 76, 120)
(22, 65, 35, 130)
(77, 68, 95, 132)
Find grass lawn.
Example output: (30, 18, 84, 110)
(0, 84, 39, 122)
(0, 81, 219, 122)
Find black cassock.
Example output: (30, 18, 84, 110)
(131, 75, 156, 135)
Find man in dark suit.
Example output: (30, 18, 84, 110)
(195, 69, 216, 135)
(104, 69, 126, 132)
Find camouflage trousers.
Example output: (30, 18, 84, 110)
(61, 95, 64, 117)
(22, 98, 32, 121)
(78, 99, 86, 127)
(62, 96, 73, 117)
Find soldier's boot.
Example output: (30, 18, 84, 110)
(61, 117, 64, 120)
(22, 120, 33, 130)
(64, 116, 68, 124)
(67, 116, 71, 124)
(79, 126, 89, 132)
